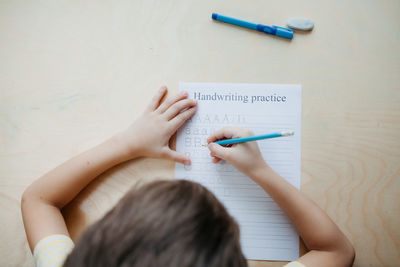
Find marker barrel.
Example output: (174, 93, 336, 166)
(212, 13, 293, 39)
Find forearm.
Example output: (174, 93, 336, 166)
(250, 166, 353, 254)
(24, 134, 132, 208)
(22, 134, 135, 250)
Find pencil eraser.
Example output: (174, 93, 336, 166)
(287, 18, 314, 31)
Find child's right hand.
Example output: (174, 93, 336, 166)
(207, 127, 270, 177)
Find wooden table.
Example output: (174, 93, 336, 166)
(1, 1, 399, 266)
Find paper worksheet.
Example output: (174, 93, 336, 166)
(175, 82, 302, 261)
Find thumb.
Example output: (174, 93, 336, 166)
(208, 143, 230, 160)
(163, 149, 191, 165)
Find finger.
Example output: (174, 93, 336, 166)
(146, 86, 168, 112)
(212, 157, 222, 163)
(207, 127, 237, 143)
(208, 143, 230, 161)
(164, 99, 197, 120)
(210, 152, 222, 164)
(169, 106, 196, 130)
(207, 127, 252, 143)
(163, 148, 191, 165)
(157, 90, 188, 114)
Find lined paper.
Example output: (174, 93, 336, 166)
(175, 82, 302, 261)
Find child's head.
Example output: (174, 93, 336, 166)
(64, 180, 247, 267)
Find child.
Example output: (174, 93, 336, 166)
(21, 86, 355, 267)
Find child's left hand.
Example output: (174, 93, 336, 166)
(116, 86, 197, 164)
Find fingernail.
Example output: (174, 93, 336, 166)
(184, 159, 191, 165)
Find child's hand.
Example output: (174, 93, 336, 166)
(117, 86, 197, 164)
(207, 127, 269, 176)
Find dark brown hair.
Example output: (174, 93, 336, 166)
(64, 179, 247, 267)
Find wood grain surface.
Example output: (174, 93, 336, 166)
(1, 0, 399, 266)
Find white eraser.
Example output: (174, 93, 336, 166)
(287, 18, 314, 31)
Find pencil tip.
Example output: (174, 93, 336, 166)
(282, 131, 295, 136)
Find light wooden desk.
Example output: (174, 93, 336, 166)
(1, 1, 399, 266)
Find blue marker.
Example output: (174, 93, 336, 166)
(211, 13, 293, 39)
(205, 131, 295, 146)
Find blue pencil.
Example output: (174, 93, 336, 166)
(207, 131, 294, 146)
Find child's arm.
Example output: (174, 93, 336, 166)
(21, 86, 197, 252)
(207, 127, 355, 267)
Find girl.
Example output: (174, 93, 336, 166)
(21, 86, 355, 267)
